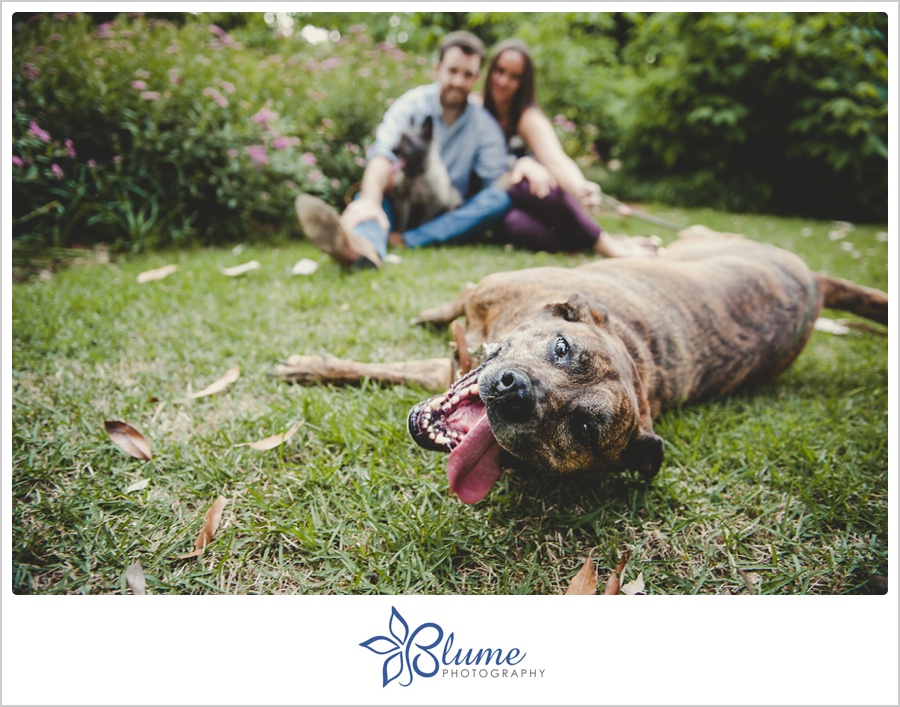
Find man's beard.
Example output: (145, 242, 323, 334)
(440, 86, 468, 109)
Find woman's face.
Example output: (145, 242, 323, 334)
(489, 49, 526, 105)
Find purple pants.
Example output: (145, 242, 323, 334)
(498, 180, 601, 252)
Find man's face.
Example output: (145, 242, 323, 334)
(436, 46, 481, 110)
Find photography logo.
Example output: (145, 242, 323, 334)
(359, 606, 544, 687)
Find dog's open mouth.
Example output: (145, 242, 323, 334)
(407, 364, 504, 504)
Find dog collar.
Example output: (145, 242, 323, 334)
(778, 272, 819, 370)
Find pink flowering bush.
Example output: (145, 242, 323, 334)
(10, 11, 888, 254)
(12, 12, 430, 251)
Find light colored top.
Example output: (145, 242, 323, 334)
(367, 83, 509, 197)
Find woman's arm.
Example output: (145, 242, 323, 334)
(509, 156, 556, 197)
(518, 106, 598, 204)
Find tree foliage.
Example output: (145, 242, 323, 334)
(10, 11, 888, 253)
(611, 12, 887, 219)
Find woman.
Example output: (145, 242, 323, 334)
(483, 39, 655, 257)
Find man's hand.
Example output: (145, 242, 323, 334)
(342, 155, 392, 232)
(341, 195, 390, 233)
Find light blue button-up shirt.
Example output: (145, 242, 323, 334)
(367, 83, 509, 197)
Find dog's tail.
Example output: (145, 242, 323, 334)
(816, 274, 887, 325)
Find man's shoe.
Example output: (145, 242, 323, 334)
(387, 230, 407, 248)
(295, 194, 381, 269)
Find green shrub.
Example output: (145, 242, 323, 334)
(607, 12, 887, 221)
(11, 13, 430, 251)
(457, 11, 632, 169)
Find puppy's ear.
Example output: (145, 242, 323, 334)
(421, 115, 434, 140)
(545, 292, 608, 327)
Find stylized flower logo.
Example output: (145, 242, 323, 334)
(359, 607, 443, 687)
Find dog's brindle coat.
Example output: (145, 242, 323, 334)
(276, 233, 887, 503)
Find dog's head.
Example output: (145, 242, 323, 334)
(408, 293, 663, 503)
(392, 116, 435, 178)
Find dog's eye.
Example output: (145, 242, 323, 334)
(571, 412, 597, 448)
(553, 336, 570, 360)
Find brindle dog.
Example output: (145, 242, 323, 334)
(275, 229, 887, 504)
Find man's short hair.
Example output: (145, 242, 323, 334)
(439, 31, 486, 66)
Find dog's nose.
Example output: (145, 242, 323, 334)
(487, 368, 534, 420)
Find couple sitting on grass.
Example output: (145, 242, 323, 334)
(296, 31, 657, 271)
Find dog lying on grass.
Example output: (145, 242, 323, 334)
(276, 228, 887, 504)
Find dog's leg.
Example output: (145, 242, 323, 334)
(816, 274, 888, 325)
(675, 224, 746, 241)
(393, 199, 411, 234)
(410, 286, 473, 327)
(422, 140, 462, 221)
(274, 355, 452, 390)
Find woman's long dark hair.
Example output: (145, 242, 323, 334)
(482, 39, 537, 142)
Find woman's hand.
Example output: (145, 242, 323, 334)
(576, 180, 602, 209)
(511, 156, 557, 198)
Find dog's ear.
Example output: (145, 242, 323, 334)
(545, 292, 608, 327)
(620, 355, 663, 479)
(621, 428, 664, 479)
(421, 115, 434, 141)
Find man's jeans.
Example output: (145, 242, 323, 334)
(352, 187, 511, 260)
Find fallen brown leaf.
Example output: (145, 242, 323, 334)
(615, 550, 632, 574)
(604, 550, 633, 595)
(125, 478, 150, 493)
(813, 317, 850, 335)
(239, 420, 304, 451)
(179, 496, 228, 559)
(136, 264, 177, 283)
(188, 365, 240, 399)
(620, 572, 645, 595)
(104, 421, 152, 460)
(565, 558, 597, 595)
(221, 260, 260, 277)
(291, 258, 319, 276)
(125, 561, 147, 595)
(738, 568, 761, 594)
(603, 572, 620, 595)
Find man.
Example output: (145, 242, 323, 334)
(296, 31, 511, 269)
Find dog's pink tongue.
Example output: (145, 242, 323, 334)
(447, 414, 503, 504)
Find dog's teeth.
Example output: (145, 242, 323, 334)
(428, 432, 436, 441)
(450, 395, 460, 405)
(430, 399, 442, 411)
(434, 434, 450, 445)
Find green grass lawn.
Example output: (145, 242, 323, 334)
(10, 205, 889, 594)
